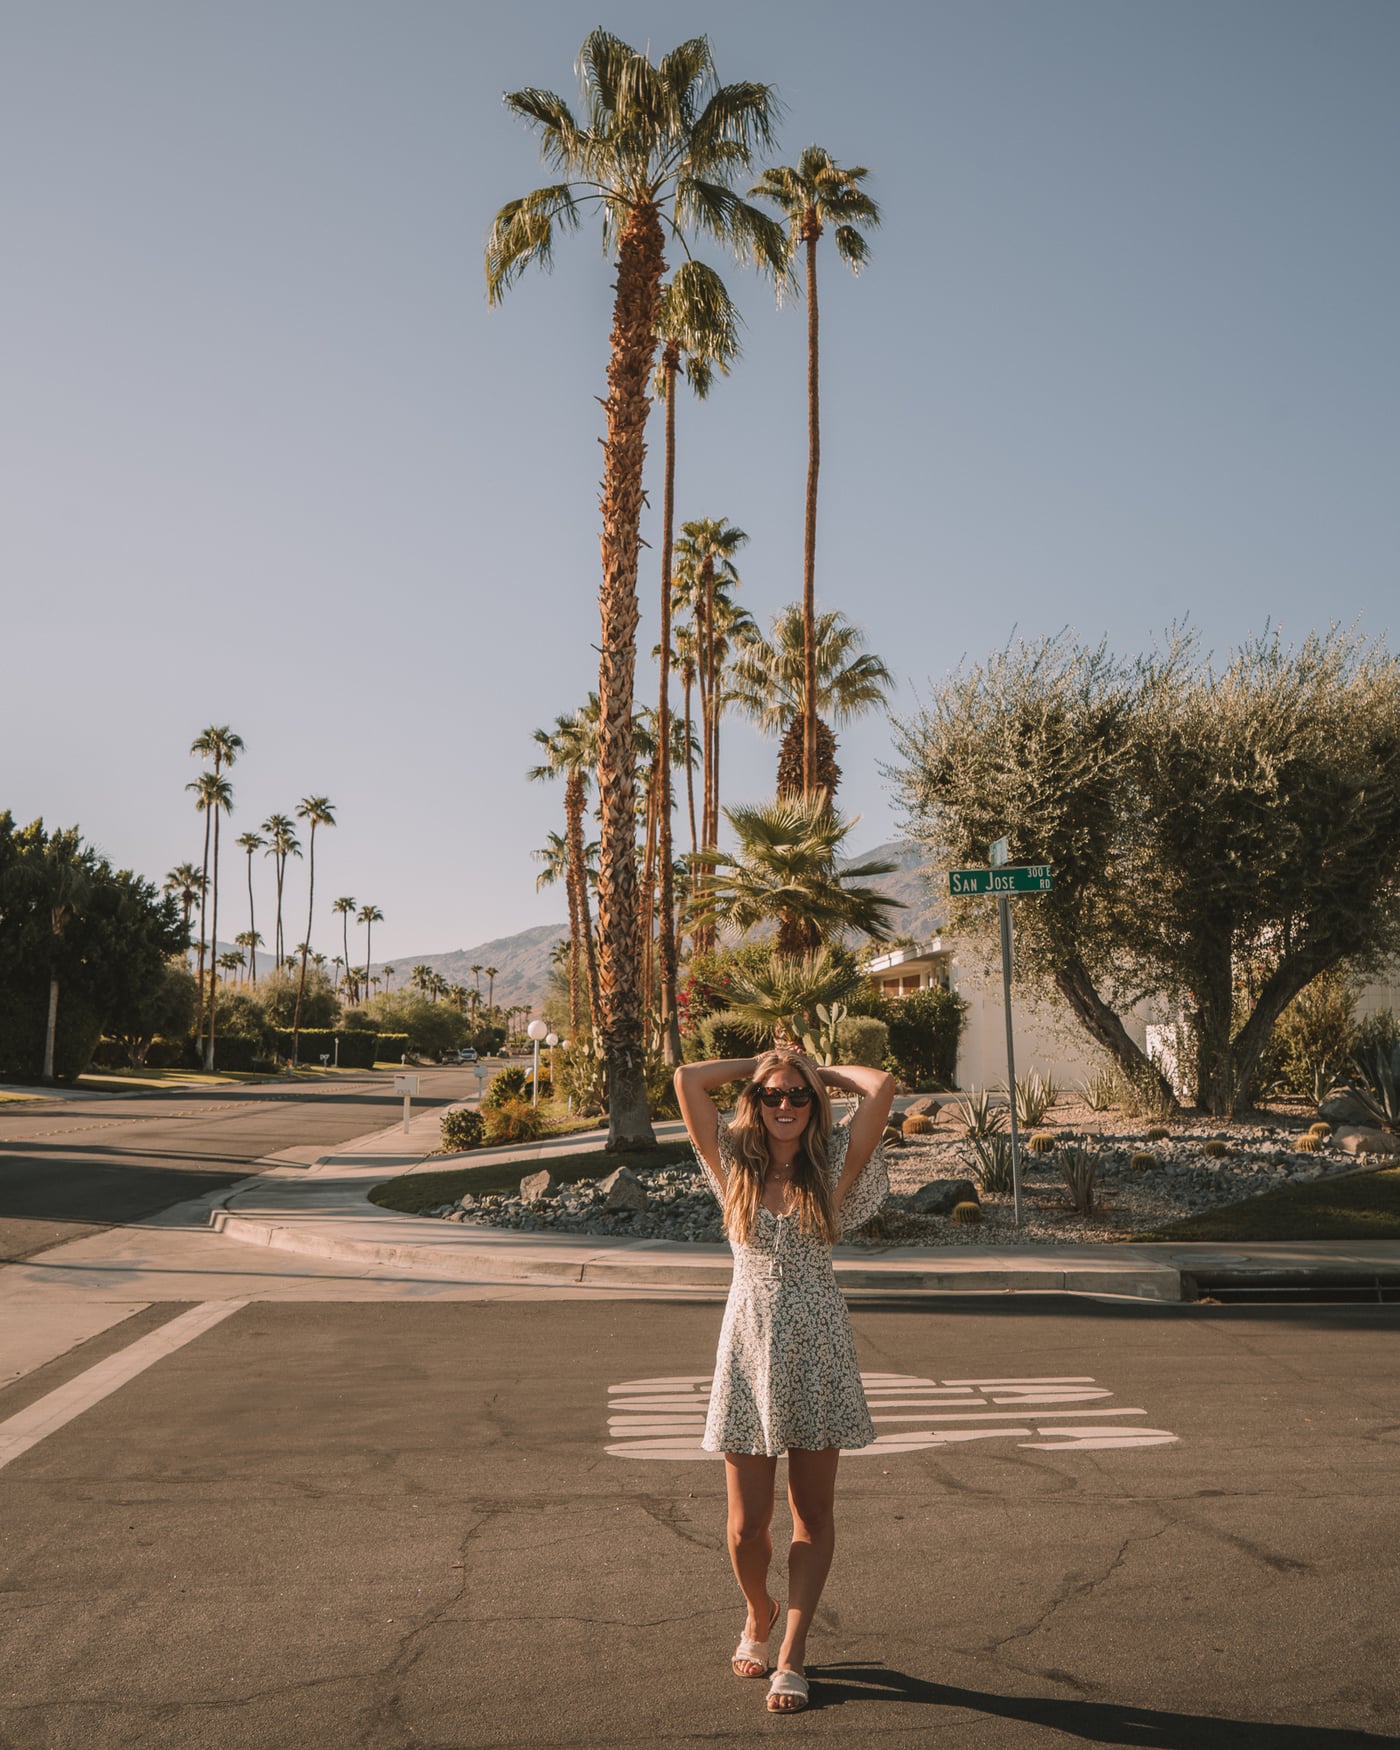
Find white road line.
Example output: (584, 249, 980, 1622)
(0, 1300, 246, 1473)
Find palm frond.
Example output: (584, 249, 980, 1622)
(833, 224, 873, 272)
(486, 184, 583, 303)
(502, 88, 586, 173)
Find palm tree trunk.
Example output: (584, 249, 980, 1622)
(566, 772, 603, 1031)
(42, 974, 59, 1082)
(595, 201, 663, 1149)
(364, 919, 373, 1007)
(640, 766, 658, 1023)
(204, 805, 221, 1071)
(657, 352, 681, 1064)
(802, 220, 821, 796)
(563, 814, 583, 1037)
(246, 851, 258, 987)
(342, 912, 352, 1002)
(292, 826, 316, 1062)
(195, 809, 212, 1042)
(683, 669, 698, 858)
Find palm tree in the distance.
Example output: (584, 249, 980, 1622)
(356, 905, 383, 1006)
(291, 796, 335, 1061)
(235, 930, 263, 982)
(752, 147, 879, 794)
(653, 268, 741, 1063)
(333, 897, 356, 1000)
(163, 864, 205, 961)
(730, 605, 893, 804)
(488, 29, 785, 1147)
(235, 830, 265, 984)
(186, 768, 234, 1068)
(188, 726, 243, 1053)
(483, 966, 499, 1015)
(261, 814, 301, 967)
(529, 705, 603, 1036)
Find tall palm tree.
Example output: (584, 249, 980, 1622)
(189, 727, 243, 1066)
(689, 795, 902, 955)
(483, 966, 499, 1014)
(163, 863, 205, 960)
(355, 905, 383, 1006)
(291, 796, 335, 1061)
(673, 519, 748, 855)
(752, 148, 879, 792)
(261, 814, 301, 967)
(235, 830, 265, 984)
(653, 268, 740, 1063)
(235, 930, 263, 982)
(730, 605, 893, 803)
(669, 622, 702, 857)
(332, 897, 356, 999)
(382, 965, 394, 994)
(488, 29, 785, 1148)
(186, 770, 234, 1068)
(529, 704, 604, 1036)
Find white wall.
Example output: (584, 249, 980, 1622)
(948, 951, 1148, 1090)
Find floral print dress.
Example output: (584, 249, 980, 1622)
(697, 1116, 889, 1457)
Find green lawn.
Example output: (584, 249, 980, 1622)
(370, 1139, 696, 1214)
(1131, 1166, 1400, 1242)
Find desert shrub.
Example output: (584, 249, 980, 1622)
(1079, 1066, 1118, 1112)
(1268, 969, 1360, 1101)
(1027, 1132, 1057, 1154)
(1349, 1040, 1400, 1127)
(482, 1066, 529, 1109)
(949, 1201, 981, 1225)
(698, 1011, 761, 1061)
(1119, 1059, 1177, 1120)
(555, 1038, 606, 1114)
(901, 1113, 935, 1137)
(833, 1014, 890, 1070)
(1060, 1144, 1100, 1214)
(645, 1056, 681, 1120)
(482, 1097, 548, 1146)
(440, 1108, 486, 1151)
(1129, 1152, 1158, 1173)
(881, 986, 966, 1089)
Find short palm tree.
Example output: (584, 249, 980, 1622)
(291, 796, 335, 1059)
(752, 148, 879, 793)
(261, 814, 301, 967)
(731, 605, 893, 803)
(357, 904, 383, 1005)
(690, 795, 902, 955)
(488, 29, 785, 1148)
(332, 897, 356, 999)
(235, 830, 266, 985)
(725, 946, 863, 1050)
(163, 863, 205, 960)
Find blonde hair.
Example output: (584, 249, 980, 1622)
(721, 1051, 837, 1248)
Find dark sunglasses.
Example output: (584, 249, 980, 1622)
(754, 1086, 814, 1108)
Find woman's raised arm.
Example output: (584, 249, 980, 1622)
(674, 1058, 759, 1182)
(819, 1064, 896, 1206)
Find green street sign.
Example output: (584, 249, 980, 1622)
(949, 865, 1054, 896)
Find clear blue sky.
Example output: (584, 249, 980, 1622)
(3, 1, 1396, 962)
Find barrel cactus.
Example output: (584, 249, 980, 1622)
(883, 1124, 904, 1149)
(902, 1113, 936, 1137)
(1027, 1132, 1057, 1155)
(949, 1200, 982, 1225)
(1203, 1139, 1231, 1159)
(1145, 1126, 1170, 1142)
(1307, 1121, 1333, 1138)
(1296, 1133, 1324, 1153)
(1129, 1151, 1158, 1173)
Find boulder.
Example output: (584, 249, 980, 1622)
(520, 1169, 558, 1202)
(910, 1179, 979, 1216)
(904, 1096, 941, 1118)
(1319, 1090, 1381, 1127)
(1331, 1126, 1400, 1158)
(599, 1166, 649, 1211)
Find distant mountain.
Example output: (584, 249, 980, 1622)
(362, 841, 946, 1009)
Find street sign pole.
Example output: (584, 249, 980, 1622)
(998, 892, 1023, 1227)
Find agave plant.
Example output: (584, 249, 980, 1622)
(1078, 1066, 1119, 1113)
(1060, 1143, 1100, 1215)
(963, 1133, 1015, 1195)
(1004, 1070, 1059, 1129)
(952, 1087, 1007, 1140)
(1350, 1041, 1400, 1129)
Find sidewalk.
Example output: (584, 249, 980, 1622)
(209, 1107, 1400, 1303)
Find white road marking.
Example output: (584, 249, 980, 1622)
(605, 1372, 1179, 1460)
(0, 1300, 246, 1473)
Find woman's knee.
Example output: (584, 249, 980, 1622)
(789, 1497, 834, 1541)
(728, 1505, 773, 1547)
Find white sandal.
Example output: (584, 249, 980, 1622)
(767, 1668, 810, 1712)
(731, 1598, 780, 1678)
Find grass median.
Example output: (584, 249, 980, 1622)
(1131, 1166, 1400, 1242)
(369, 1138, 697, 1214)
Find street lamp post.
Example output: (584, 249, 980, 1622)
(527, 1018, 549, 1108)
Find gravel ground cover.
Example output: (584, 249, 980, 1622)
(421, 1099, 1374, 1246)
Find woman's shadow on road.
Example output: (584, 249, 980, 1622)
(808, 1663, 1399, 1748)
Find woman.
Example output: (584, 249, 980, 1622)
(674, 1048, 895, 1715)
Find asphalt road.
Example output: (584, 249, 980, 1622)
(2, 1295, 1397, 1749)
(0, 1069, 477, 1262)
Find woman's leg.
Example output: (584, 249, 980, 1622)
(725, 1453, 779, 1672)
(775, 1445, 840, 1696)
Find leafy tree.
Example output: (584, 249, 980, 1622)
(257, 965, 339, 1030)
(752, 148, 879, 793)
(110, 960, 197, 1068)
(361, 990, 467, 1058)
(488, 28, 785, 1149)
(731, 605, 892, 803)
(690, 795, 902, 955)
(892, 627, 1400, 1115)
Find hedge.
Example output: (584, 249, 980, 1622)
(375, 1033, 410, 1063)
(833, 1015, 890, 1070)
(270, 1029, 388, 1068)
(881, 987, 966, 1089)
(698, 1011, 761, 1061)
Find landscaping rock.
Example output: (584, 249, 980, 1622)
(599, 1166, 648, 1211)
(520, 1170, 558, 1202)
(1331, 1126, 1400, 1158)
(1320, 1090, 1381, 1127)
(910, 1178, 979, 1216)
(904, 1097, 941, 1118)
